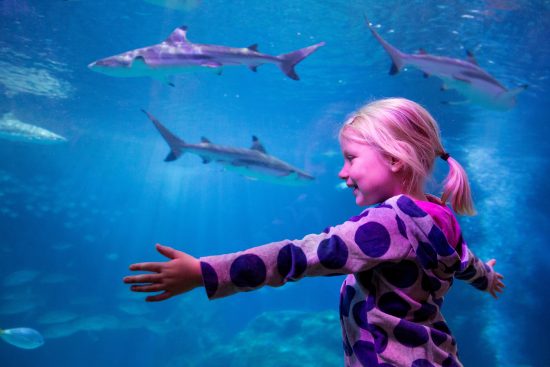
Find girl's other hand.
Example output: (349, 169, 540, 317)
(123, 244, 203, 302)
(486, 259, 505, 299)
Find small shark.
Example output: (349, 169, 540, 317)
(142, 110, 314, 185)
(89, 26, 325, 82)
(365, 18, 527, 110)
(0, 113, 67, 144)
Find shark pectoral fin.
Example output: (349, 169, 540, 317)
(247, 44, 259, 52)
(423, 72, 430, 78)
(248, 65, 259, 72)
(201, 137, 211, 144)
(503, 84, 528, 98)
(200, 156, 212, 164)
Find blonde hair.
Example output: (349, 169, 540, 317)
(339, 98, 475, 215)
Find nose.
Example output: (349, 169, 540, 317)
(338, 165, 348, 180)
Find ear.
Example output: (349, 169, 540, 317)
(389, 156, 404, 173)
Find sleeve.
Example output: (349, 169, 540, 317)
(454, 236, 495, 292)
(199, 206, 412, 299)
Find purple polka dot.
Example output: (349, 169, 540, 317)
(377, 203, 393, 209)
(412, 359, 436, 367)
(356, 270, 376, 294)
(428, 225, 454, 256)
(200, 262, 218, 298)
(318, 235, 348, 269)
(377, 260, 419, 288)
(352, 300, 370, 329)
(397, 195, 427, 217)
(442, 354, 460, 367)
(277, 243, 307, 281)
(322, 226, 331, 234)
(413, 302, 437, 322)
(471, 276, 488, 290)
(455, 263, 476, 280)
(433, 321, 451, 334)
(378, 292, 411, 318)
(352, 340, 378, 366)
(379, 364, 396, 367)
(430, 328, 447, 346)
(340, 285, 356, 318)
(394, 319, 429, 347)
(369, 324, 388, 353)
(396, 214, 408, 238)
(416, 241, 438, 269)
(349, 209, 369, 222)
(230, 254, 266, 288)
(355, 221, 391, 258)
(421, 274, 442, 292)
(343, 336, 353, 356)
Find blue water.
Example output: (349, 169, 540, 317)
(1, 0, 549, 366)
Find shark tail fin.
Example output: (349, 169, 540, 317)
(277, 42, 325, 80)
(364, 16, 405, 75)
(141, 109, 185, 162)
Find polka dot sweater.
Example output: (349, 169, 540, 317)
(200, 195, 495, 367)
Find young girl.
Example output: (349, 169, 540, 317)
(124, 98, 504, 367)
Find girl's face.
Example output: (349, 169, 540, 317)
(338, 137, 404, 206)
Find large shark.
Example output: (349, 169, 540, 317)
(88, 26, 325, 81)
(142, 110, 314, 185)
(365, 18, 527, 110)
(0, 113, 67, 144)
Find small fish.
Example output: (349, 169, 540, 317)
(142, 110, 315, 185)
(88, 26, 325, 82)
(0, 113, 67, 143)
(365, 17, 527, 110)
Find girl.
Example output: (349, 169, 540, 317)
(123, 98, 504, 366)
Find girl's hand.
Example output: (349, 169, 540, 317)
(123, 244, 203, 302)
(486, 259, 505, 299)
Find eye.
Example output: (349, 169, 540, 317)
(345, 154, 355, 162)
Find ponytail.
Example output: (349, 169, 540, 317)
(440, 155, 476, 216)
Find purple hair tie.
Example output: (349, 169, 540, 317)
(440, 152, 450, 161)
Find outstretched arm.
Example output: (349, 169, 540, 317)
(123, 244, 203, 302)
(485, 259, 505, 299)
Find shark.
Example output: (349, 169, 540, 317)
(142, 110, 315, 185)
(365, 17, 527, 110)
(88, 26, 325, 82)
(0, 113, 67, 144)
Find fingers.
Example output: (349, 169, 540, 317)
(487, 259, 496, 267)
(156, 244, 178, 260)
(146, 291, 173, 302)
(130, 283, 165, 293)
(129, 262, 163, 272)
(123, 273, 161, 284)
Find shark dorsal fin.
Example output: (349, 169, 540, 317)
(201, 136, 211, 144)
(250, 135, 267, 154)
(248, 44, 259, 52)
(466, 50, 478, 65)
(165, 26, 190, 44)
